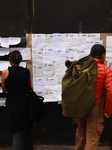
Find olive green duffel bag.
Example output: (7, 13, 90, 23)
(61, 55, 99, 118)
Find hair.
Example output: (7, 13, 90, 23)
(90, 44, 106, 58)
(9, 50, 22, 64)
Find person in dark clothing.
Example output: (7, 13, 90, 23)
(1, 50, 33, 150)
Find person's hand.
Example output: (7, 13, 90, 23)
(104, 111, 111, 118)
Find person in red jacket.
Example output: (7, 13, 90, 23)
(74, 44, 112, 150)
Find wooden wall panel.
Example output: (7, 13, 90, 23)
(26, 34, 33, 88)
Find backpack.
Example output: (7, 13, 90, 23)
(61, 55, 98, 118)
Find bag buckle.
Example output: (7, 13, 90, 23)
(77, 70, 81, 76)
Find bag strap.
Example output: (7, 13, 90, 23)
(82, 68, 91, 80)
(95, 88, 105, 101)
(95, 87, 106, 115)
(95, 88, 105, 115)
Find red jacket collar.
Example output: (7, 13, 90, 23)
(94, 58, 104, 64)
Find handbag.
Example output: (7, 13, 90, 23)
(28, 88, 45, 122)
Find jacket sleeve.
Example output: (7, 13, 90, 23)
(104, 66, 112, 114)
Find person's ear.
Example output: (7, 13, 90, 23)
(9, 58, 11, 63)
(9, 58, 13, 65)
(101, 54, 105, 59)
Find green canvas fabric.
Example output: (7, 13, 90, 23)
(61, 55, 98, 118)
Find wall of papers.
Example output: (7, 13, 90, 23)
(26, 33, 112, 103)
(0, 33, 112, 105)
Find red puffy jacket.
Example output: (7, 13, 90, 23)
(94, 58, 112, 114)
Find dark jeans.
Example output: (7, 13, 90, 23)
(12, 130, 33, 150)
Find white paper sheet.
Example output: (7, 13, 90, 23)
(35, 90, 46, 98)
(33, 77, 46, 91)
(78, 33, 88, 38)
(33, 62, 44, 77)
(56, 74, 65, 84)
(9, 37, 21, 45)
(77, 45, 90, 59)
(106, 58, 112, 69)
(43, 48, 55, 63)
(45, 77, 58, 91)
(106, 36, 112, 48)
(106, 48, 112, 52)
(86, 33, 100, 40)
(78, 52, 88, 59)
(0, 87, 3, 93)
(44, 91, 58, 102)
(1, 38, 9, 48)
(54, 48, 66, 60)
(0, 48, 10, 56)
(53, 33, 66, 48)
(45, 34, 53, 47)
(32, 50, 43, 63)
(57, 84, 62, 101)
(106, 52, 112, 58)
(10, 47, 22, 51)
(66, 55, 78, 61)
(66, 47, 78, 61)
(0, 86, 6, 106)
(0, 61, 10, 71)
(66, 34, 78, 47)
(0, 98, 6, 107)
(76, 36, 86, 46)
(55, 59, 66, 76)
(66, 47, 77, 56)
(43, 63, 55, 77)
(91, 40, 103, 47)
(32, 34, 45, 51)
(19, 62, 26, 68)
(19, 48, 31, 60)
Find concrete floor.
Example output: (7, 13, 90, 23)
(0, 145, 111, 150)
(33, 145, 111, 150)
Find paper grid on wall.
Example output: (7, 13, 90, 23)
(31, 33, 105, 102)
(0, 34, 112, 104)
